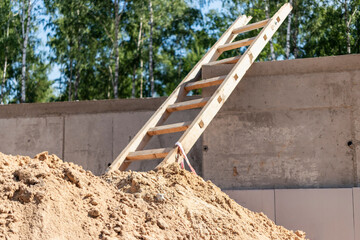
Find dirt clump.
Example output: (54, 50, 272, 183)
(0, 151, 307, 239)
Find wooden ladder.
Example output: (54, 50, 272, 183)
(107, 3, 292, 173)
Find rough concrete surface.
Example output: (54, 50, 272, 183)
(226, 188, 359, 240)
(224, 190, 275, 221)
(64, 114, 113, 175)
(202, 54, 360, 188)
(203, 108, 354, 189)
(274, 188, 354, 240)
(0, 97, 169, 118)
(354, 188, 360, 240)
(0, 117, 63, 158)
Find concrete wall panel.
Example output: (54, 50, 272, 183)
(0, 117, 63, 158)
(202, 55, 360, 189)
(234, 72, 350, 111)
(224, 190, 275, 221)
(351, 74, 360, 186)
(0, 119, 16, 155)
(64, 114, 112, 175)
(275, 189, 354, 240)
(204, 71, 353, 112)
(203, 108, 353, 189)
(354, 188, 360, 240)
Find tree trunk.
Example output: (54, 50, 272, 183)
(68, 55, 73, 101)
(265, 0, 275, 60)
(113, 0, 120, 99)
(132, 67, 136, 98)
(21, 0, 32, 103)
(59, 58, 63, 94)
(140, 57, 143, 98)
(2, 6, 11, 105)
(2, 54, 7, 105)
(132, 18, 143, 98)
(344, 0, 350, 54)
(345, 1, 357, 54)
(74, 67, 80, 100)
(149, 0, 154, 97)
(108, 65, 113, 98)
(292, 7, 299, 58)
(285, 0, 293, 59)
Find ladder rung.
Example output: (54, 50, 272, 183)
(218, 37, 256, 52)
(126, 148, 172, 161)
(204, 56, 241, 67)
(147, 121, 192, 136)
(232, 19, 270, 34)
(167, 97, 209, 112)
(185, 75, 227, 91)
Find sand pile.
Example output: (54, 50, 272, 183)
(0, 152, 306, 240)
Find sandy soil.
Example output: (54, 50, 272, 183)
(0, 151, 307, 240)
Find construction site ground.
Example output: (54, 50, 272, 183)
(0, 152, 306, 240)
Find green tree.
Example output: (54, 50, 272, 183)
(0, 0, 20, 103)
(0, 0, 52, 104)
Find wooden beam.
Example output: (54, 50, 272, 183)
(126, 148, 172, 161)
(203, 56, 241, 67)
(167, 97, 209, 113)
(184, 75, 227, 91)
(218, 37, 256, 52)
(232, 19, 269, 34)
(147, 121, 191, 136)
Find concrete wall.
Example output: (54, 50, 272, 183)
(225, 188, 359, 240)
(202, 54, 360, 189)
(0, 97, 203, 175)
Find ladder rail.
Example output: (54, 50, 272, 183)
(106, 15, 252, 173)
(157, 3, 293, 168)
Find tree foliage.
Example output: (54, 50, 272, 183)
(0, 0, 359, 103)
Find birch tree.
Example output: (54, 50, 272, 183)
(148, 0, 154, 97)
(344, 0, 358, 54)
(132, 18, 143, 98)
(20, 0, 34, 103)
(1, 0, 14, 104)
(285, 0, 293, 59)
(112, 0, 121, 98)
(264, 0, 275, 60)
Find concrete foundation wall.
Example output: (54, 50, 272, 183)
(202, 54, 360, 189)
(0, 97, 202, 175)
(225, 188, 359, 240)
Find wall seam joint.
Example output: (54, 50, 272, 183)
(274, 189, 277, 224)
(352, 188, 356, 240)
(62, 116, 65, 160)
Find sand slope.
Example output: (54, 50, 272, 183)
(0, 152, 306, 240)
